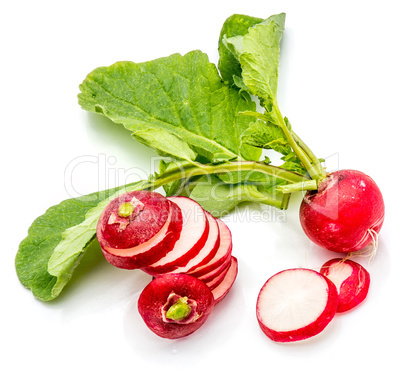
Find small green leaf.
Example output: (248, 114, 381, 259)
(241, 119, 291, 155)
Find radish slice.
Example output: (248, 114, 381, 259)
(320, 258, 370, 313)
(211, 256, 238, 304)
(256, 268, 338, 343)
(188, 219, 232, 278)
(142, 197, 209, 275)
(205, 260, 232, 290)
(198, 254, 232, 283)
(163, 211, 220, 276)
(100, 199, 182, 269)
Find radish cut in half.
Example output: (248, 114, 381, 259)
(138, 273, 214, 339)
(320, 258, 370, 313)
(188, 219, 232, 278)
(211, 256, 238, 304)
(257, 268, 338, 343)
(164, 211, 220, 276)
(142, 197, 209, 275)
(98, 194, 183, 270)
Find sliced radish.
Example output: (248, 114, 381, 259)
(211, 256, 238, 304)
(256, 268, 338, 343)
(320, 258, 370, 313)
(163, 211, 220, 276)
(188, 219, 232, 278)
(98, 193, 183, 269)
(205, 260, 232, 290)
(198, 254, 232, 283)
(142, 197, 209, 275)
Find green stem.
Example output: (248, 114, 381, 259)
(291, 131, 327, 180)
(277, 180, 318, 194)
(270, 101, 322, 180)
(152, 160, 308, 191)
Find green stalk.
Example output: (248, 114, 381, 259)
(137, 160, 308, 209)
(292, 131, 327, 180)
(152, 160, 308, 191)
(270, 101, 322, 181)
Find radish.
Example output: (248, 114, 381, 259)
(256, 268, 338, 343)
(162, 211, 221, 276)
(299, 170, 385, 253)
(137, 273, 215, 339)
(198, 255, 232, 284)
(211, 256, 238, 304)
(141, 197, 209, 275)
(188, 219, 232, 278)
(205, 260, 232, 290)
(320, 258, 370, 313)
(97, 191, 183, 269)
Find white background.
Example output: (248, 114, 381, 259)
(1, 1, 401, 374)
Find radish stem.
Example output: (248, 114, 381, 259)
(270, 101, 322, 180)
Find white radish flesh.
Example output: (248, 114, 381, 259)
(320, 258, 370, 313)
(256, 268, 338, 343)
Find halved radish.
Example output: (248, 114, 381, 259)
(142, 197, 209, 275)
(138, 273, 215, 339)
(256, 268, 338, 343)
(320, 258, 370, 313)
(163, 211, 220, 276)
(188, 219, 232, 278)
(98, 191, 183, 269)
(211, 256, 238, 304)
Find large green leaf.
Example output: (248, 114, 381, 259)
(15, 181, 147, 301)
(78, 50, 260, 163)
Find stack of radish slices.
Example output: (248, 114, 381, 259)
(97, 191, 238, 338)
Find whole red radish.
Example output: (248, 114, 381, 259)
(138, 273, 214, 339)
(97, 191, 182, 269)
(300, 170, 384, 253)
(256, 268, 338, 343)
(320, 258, 370, 313)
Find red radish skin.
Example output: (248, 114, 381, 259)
(188, 219, 232, 278)
(300, 169, 385, 253)
(138, 274, 214, 339)
(320, 258, 370, 313)
(256, 268, 338, 343)
(98, 191, 171, 249)
(98, 193, 183, 269)
(142, 197, 209, 275)
(211, 256, 238, 304)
